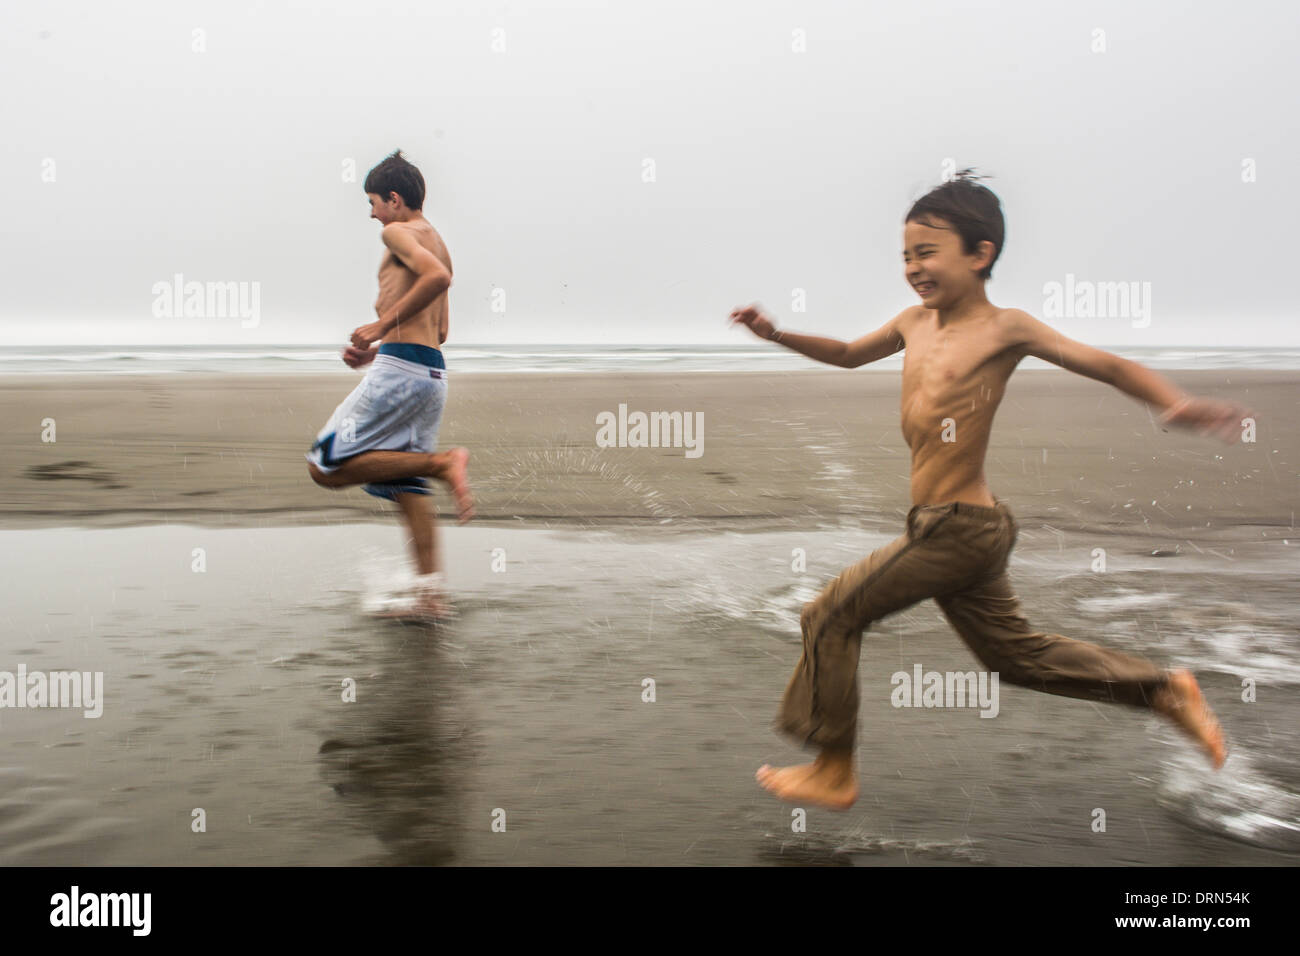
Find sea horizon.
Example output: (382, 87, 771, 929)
(3, 343, 1300, 375)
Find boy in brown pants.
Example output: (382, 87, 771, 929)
(731, 171, 1245, 809)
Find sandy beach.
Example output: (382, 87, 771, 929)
(1, 368, 1296, 866)
(1, 369, 1294, 535)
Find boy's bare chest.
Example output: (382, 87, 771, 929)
(375, 229, 450, 292)
(901, 327, 1009, 393)
(377, 252, 412, 293)
(897, 322, 1017, 445)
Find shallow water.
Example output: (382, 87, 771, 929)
(0, 522, 1295, 865)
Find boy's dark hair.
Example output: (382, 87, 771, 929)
(905, 169, 1004, 280)
(365, 150, 426, 211)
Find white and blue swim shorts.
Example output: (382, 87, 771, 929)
(306, 342, 447, 501)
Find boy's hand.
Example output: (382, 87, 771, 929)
(351, 321, 387, 349)
(342, 345, 378, 369)
(729, 304, 779, 341)
(1159, 396, 1254, 443)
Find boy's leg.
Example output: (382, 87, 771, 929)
(775, 533, 947, 750)
(309, 448, 475, 521)
(936, 571, 1169, 706)
(936, 571, 1227, 767)
(310, 449, 444, 489)
(760, 508, 978, 806)
(388, 491, 451, 620)
(395, 491, 438, 576)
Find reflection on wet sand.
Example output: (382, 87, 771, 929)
(318, 621, 472, 865)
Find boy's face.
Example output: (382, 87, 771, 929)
(366, 191, 401, 225)
(902, 217, 988, 308)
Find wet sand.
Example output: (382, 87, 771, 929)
(0, 522, 1296, 866)
(0, 368, 1296, 865)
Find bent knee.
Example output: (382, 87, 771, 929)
(801, 599, 859, 640)
(800, 601, 819, 634)
(308, 463, 343, 489)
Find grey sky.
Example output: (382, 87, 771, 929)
(2, 0, 1296, 346)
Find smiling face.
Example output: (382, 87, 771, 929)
(903, 216, 993, 308)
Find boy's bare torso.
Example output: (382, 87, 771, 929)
(897, 304, 1023, 508)
(376, 220, 453, 348)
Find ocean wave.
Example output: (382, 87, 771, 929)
(3, 345, 1299, 375)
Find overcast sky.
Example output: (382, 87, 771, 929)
(2, 0, 1296, 346)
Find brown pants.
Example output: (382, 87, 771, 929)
(777, 500, 1171, 752)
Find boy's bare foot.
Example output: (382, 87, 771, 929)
(413, 586, 454, 620)
(438, 448, 475, 523)
(376, 589, 453, 623)
(756, 751, 858, 810)
(1152, 669, 1227, 769)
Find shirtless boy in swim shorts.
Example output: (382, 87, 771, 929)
(307, 150, 474, 619)
(731, 171, 1246, 809)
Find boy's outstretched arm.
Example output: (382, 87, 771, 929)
(1010, 310, 1250, 442)
(729, 303, 908, 368)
